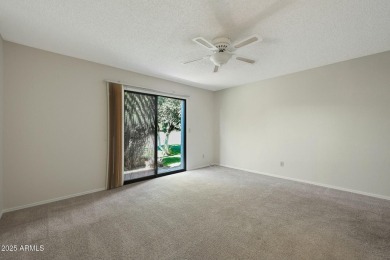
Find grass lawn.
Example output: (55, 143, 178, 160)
(158, 144, 181, 167)
(161, 156, 181, 166)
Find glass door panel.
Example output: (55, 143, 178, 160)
(123, 92, 156, 181)
(157, 96, 185, 174)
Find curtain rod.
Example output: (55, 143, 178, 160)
(104, 79, 190, 98)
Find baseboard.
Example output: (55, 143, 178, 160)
(219, 164, 390, 201)
(188, 164, 215, 171)
(3, 187, 106, 213)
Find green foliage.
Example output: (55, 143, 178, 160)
(157, 97, 181, 134)
(162, 156, 181, 167)
(158, 145, 181, 167)
(168, 145, 181, 155)
(157, 145, 181, 155)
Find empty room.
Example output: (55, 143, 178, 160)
(0, 0, 389, 259)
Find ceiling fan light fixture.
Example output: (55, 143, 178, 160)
(210, 52, 232, 66)
(184, 34, 261, 72)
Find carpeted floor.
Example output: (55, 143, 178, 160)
(0, 166, 389, 259)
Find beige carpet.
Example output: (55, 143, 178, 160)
(0, 166, 389, 260)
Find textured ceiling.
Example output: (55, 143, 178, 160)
(0, 0, 389, 91)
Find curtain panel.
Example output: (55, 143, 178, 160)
(107, 82, 123, 189)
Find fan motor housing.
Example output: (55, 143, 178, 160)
(212, 37, 231, 52)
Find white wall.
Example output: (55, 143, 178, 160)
(0, 35, 4, 217)
(3, 42, 215, 210)
(4, 41, 389, 211)
(216, 51, 390, 198)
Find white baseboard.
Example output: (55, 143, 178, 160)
(219, 164, 390, 201)
(3, 187, 106, 213)
(188, 164, 215, 171)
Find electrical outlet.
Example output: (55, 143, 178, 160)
(202, 154, 205, 158)
(280, 161, 284, 167)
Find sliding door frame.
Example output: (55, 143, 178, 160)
(123, 89, 186, 185)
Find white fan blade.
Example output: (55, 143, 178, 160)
(236, 57, 255, 64)
(182, 55, 210, 64)
(214, 65, 219, 73)
(192, 37, 218, 51)
(233, 34, 262, 49)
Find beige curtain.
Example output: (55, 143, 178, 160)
(107, 82, 123, 189)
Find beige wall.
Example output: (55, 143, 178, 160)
(216, 51, 390, 198)
(3, 42, 215, 210)
(0, 35, 4, 217)
(3, 40, 389, 211)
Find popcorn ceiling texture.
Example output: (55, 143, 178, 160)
(0, 0, 389, 90)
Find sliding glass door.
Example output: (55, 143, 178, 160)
(157, 97, 185, 174)
(123, 90, 186, 183)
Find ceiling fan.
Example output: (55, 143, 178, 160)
(183, 34, 262, 72)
